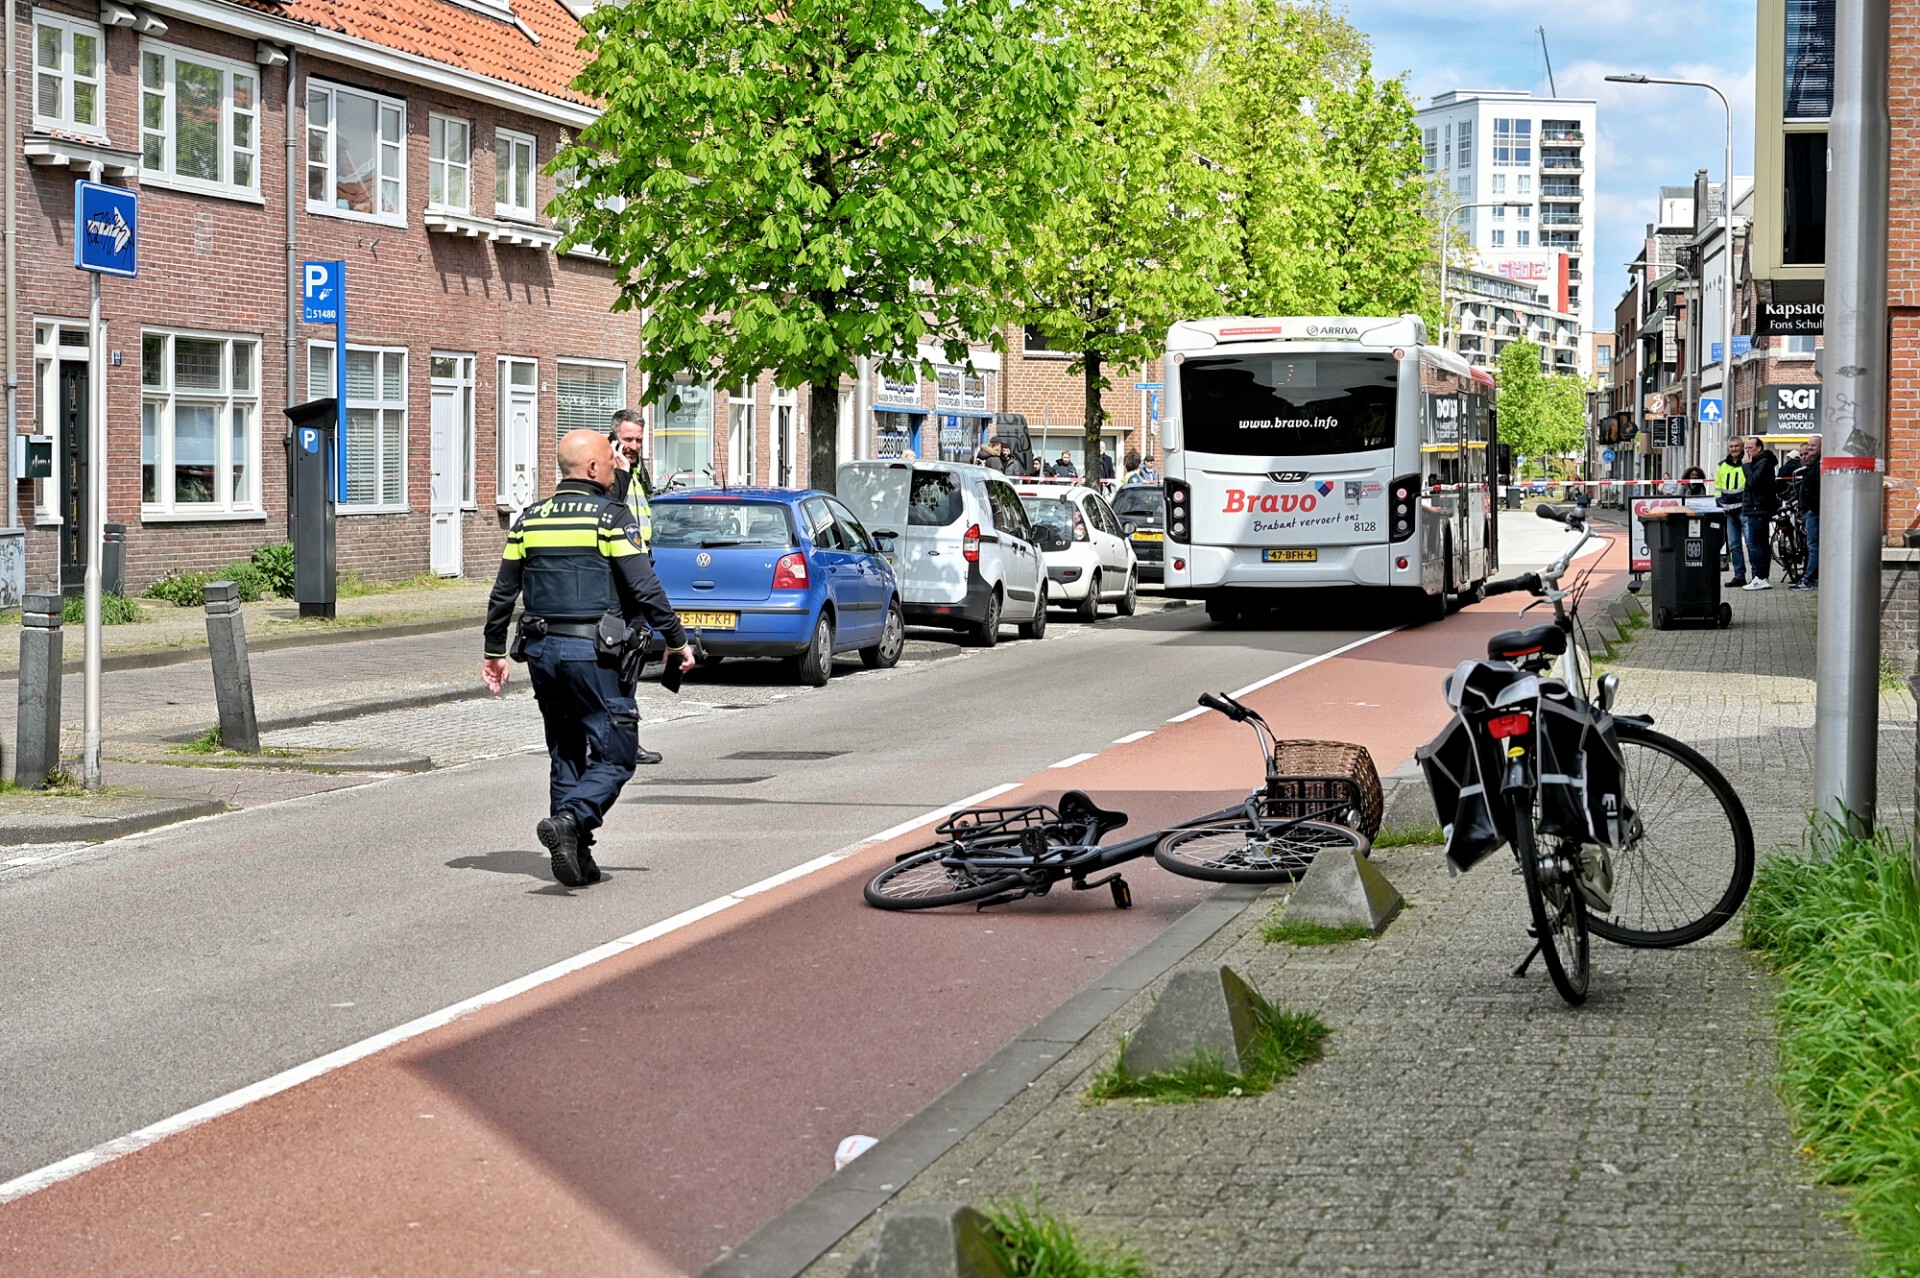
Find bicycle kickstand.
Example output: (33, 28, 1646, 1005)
(1511, 940, 1541, 979)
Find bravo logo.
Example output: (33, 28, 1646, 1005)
(1224, 488, 1318, 515)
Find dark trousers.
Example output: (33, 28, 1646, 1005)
(526, 634, 638, 836)
(1803, 510, 1820, 584)
(1744, 510, 1773, 580)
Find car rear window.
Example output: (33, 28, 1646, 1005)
(908, 471, 964, 526)
(652, 501, 796, 549)
(1020, 496, 1075, 541)
(1111, 488, 1165, 522)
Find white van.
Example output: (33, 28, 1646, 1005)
(838, 460, 1049, 647)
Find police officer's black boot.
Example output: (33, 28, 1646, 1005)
(636, 743, 663, 766)
(577, 839, 602, 885)
(537, 812, 586, 887)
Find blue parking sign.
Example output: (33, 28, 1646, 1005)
(302, 261, 343, 324)
(74, 181, 137, 277)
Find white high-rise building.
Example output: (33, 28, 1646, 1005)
(1417, 89, 1599, 369)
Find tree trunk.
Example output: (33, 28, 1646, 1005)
(1083, 350, 1104, 489)
(809, 381, 840, 496)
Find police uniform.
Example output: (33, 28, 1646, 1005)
(484, 477, 685, 885)
(611, 461, 654, 549)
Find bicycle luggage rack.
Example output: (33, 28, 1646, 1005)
(938, 803, 1062, 843)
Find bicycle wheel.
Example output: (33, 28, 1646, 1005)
(1512, 794, 1590, 1005)
(1586, 720, 1755, 947)
(1772, 517, 1805, 583)
(864, 838, 1027, 910)
(1154, 817, 1365, 883)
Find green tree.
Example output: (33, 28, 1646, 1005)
(552, 0, 1083, 493)
(1022, 0, 1237, 469)
(1497, 340, 1586, 478)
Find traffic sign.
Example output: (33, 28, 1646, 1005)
(302, 260, 343, 323)
(1698, 398, 1724, 424)
(1133, 382, 1163, 390)
(74, 181, 137, 277)
(1601, 448, 1617, 464)
(1147, 389, 1161, 423)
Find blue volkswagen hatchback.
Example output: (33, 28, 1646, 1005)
(648, 488, 905, 686)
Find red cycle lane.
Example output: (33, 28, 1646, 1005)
(0, 551, 1626, 1277)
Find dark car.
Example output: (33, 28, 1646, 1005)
(1109, 483, 1167, 580)
(648, 489, 904, 686)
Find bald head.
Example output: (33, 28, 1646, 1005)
(558, 429, 614, 480)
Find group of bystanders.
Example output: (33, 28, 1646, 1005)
(1716, 434, 1820, 592)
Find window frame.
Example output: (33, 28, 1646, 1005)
(35, 12, 105, 137)
(427, 113, 472, 213)
(494, 127, 537, 221)
(139, 329, 264, 519)
(555, 357, 627, 440)
(309, 339, 410, 513)
(306, 78, 407, 226)
(139, 40, 260, 200)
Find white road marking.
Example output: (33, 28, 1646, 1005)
(1229, 627, 1403, 700)
(0, 779, 1025, 1207)
(1167, 706, 1209, 722)
(1049, 753, 1099, 769)
(1111, 731, 1154, 745)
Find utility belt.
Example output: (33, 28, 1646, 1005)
(511, 612, 654, 685)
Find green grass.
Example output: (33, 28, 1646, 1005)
(1084, 999, 1328, 1105)
(1259, 918, 1372, 946)
(1741, 828, 1920, 1276)
(981, 1197, 1148, 1278)
(334, 570, 456, 598)
(176, 725, 223, 754)
(1372, 824, 1444, 848)
(60, 592, 144, 625)
(1879, 656, 1909, 694)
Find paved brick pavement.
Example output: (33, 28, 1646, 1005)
(796, 583, 1891, 1278)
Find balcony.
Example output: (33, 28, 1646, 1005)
(1540, 128, 1585, 144)
(1540, 185, 1583, 200)
(1540, 154, 1584, 173)
(1541, 214, 1583, 228)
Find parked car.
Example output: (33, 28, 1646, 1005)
(1109, 483, 1167, 581)
(647, 488, 904, 687)
(838, 460, 1048, 647)
(1012, 483, 1139, 620)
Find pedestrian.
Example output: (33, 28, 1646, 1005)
(901, 447, 917, 462)
(1098, 445, 1114, 482)
(1739, 436, 1779, 589)
(975, 437, 1010, 472)
(1715, 436, 1750, 586)
(607, 407, 663, 766)
(1051, 451, 1077, 479)
(1680, 466, 1709, 497)
(1791, 436, 1821, 590)
(481, 429, 696, 888)
(1571, 482, 1591, 516)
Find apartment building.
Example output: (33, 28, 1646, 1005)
(1446, 265, 1581, 376)
(1416, 89, 1599, 364)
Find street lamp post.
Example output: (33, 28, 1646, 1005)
(1438, 199, 1530, 348)
(1605, 74, 1735, 452)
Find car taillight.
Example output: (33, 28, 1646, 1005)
(773, 552, 809, 589)
(1072, 511, 1088, 541)
(1390, 474, 1419, 542)
(963, 523, 981, 563)
(1486, 712, 1532, 740)
(1165, 480, 1190, 544)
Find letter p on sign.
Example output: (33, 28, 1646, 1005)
(301, 260, 341, 324)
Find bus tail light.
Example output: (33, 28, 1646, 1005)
(963, 523, 982, 563)
(1165, 480, 1190, 544)
(1390, 474, 1419, 543)
(772, 552, 809, 589)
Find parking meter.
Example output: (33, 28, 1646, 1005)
(283, 397, 338, 619)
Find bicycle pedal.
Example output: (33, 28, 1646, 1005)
(1110, 877, 1133, 909)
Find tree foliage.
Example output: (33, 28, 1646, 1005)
(552, 0, 1083, 491)
(1497, 340, 1587, 475)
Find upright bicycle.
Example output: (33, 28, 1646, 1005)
(864, 693, 1380, 910)
(1418, 504, 1756, 1004)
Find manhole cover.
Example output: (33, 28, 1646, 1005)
(721, 750, 847, 761)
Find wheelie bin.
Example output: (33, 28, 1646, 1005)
(1644, 509, 1732, 629)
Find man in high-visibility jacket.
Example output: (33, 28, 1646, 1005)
(1714, 435, 1750, 586)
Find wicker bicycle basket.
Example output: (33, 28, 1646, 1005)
(1262, 740, 1384, 838)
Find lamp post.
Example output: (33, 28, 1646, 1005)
(1438, 199, 1531, 348)
(1605, 74, 1735, 452)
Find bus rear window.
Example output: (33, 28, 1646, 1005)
(1178, 354, 1397, 455)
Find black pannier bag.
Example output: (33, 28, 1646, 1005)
(1533, 688, 1631, 849)
(1416, 714, 1503, 875)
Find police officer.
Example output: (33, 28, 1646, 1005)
(481, 429, 695, 888)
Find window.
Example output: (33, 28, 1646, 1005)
(556, 359, 626, 438)
(307, 80, 404, 222)
(1784, 131, 1827, 265)
(428, 115, 470, 212)
(1490, 174, 1506, 195)
(1423, 128, 1437, 171)
(1456, 120, 1472, 166)
(1782, 334, 1819, 356)
(1517, 230, 1531, 247)
(310, 342, 407, 509)
(140, 332, 260, 514)
(495, 128, 536, 220)
(1785, 0, 1836, 119)
(141, 44, 257, 196)
(35, 14, 103, 135)
(1492, 117, 1531, 167)
(1442, 124, 1451, 169)
(1518, 174, 1531, 195)
(1518, 205, 1531, 221)
(1492, 206, 1506, 221)
(654, 382, 714, 477)
(1491, 230, 1505, 247)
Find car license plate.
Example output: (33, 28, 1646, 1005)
(1263, 548, 1317, 563)
(1132, 531, 1164, 542)
(677, 610, 737, 630)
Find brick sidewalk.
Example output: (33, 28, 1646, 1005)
(796, 584, 1897, 1278)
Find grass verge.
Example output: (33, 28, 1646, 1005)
(1372, 824, 1443, 848)
(981, 1197, 1147, 1278)
(1260, 917, 1372, 946)
(1741, 829, 1920, 1276)
(1084, 999, 1327, 1105)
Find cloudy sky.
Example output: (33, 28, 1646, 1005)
(1340, 0, 1758, 322)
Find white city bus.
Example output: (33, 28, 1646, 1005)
(1160, 314, 1498, 623)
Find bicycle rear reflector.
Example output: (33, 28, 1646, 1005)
(1486, 712, 1532, 741)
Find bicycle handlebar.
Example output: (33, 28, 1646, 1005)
(1198, 692, 1248, 720)
(1484, 573, 1542, 597)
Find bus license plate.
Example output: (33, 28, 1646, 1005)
(678, 611, 738, 630)
(1263, 549, 1317, 563)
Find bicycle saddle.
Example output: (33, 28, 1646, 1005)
(1487, 624, 1566, 663)
(1057, 790, 1129, 836)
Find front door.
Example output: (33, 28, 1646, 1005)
(429, 366, 469, 577)
(498, 357, 539, 514)
(58, 362, 89, 595)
